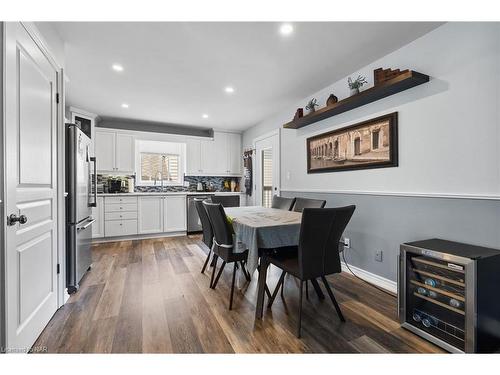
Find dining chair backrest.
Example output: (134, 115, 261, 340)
(211, 195, 240, 207)
(292, 197, 327, 212)
(203, 201, 234, 253)
(194, 198, 213, 249)
(271, 195, 296, 211)
(298, 206, 356, 279)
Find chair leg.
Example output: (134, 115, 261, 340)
(229, 263, 237, 310)
(305, 280, 309, 300)
(265, 285, 272, 298)
(281, 274, 285, 298)
(210, 255, 218, 288)
(201, 249, 212, 274)
(267, 271, 286, 308)
(321, 276, 345, 322)
(310, 278, 325, 299)
(241, 261, 251, 281)
(297, 280, 304, 338)
(212, 261, 226, 289)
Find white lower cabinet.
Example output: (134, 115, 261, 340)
(163, 195, 186, 232)
(105, 219, 139, 237)
(138, 196, 164, 234)
(97, 194, 188, 239)
(104, 196, 138, 237)
(92, 197, 105, 238)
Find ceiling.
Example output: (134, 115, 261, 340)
(52, 22, 442, 132)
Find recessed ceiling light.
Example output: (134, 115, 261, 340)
(224, 86, 235, 94)
(202, 114, 209, 119)
(112, 64, 124, 72)
(121, 103, 129, 108)
(279, 23, 294, 36)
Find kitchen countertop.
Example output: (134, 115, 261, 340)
(97, 191, 246, 197)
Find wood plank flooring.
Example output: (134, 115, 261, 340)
(33, 236, 445, 353)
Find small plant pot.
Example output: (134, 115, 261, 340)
(350, 88, 359, 96)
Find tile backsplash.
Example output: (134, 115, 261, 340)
(97, 174, 241, 193)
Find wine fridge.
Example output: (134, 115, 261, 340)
(399, 239, 500, 353)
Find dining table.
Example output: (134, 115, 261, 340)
(224, 205, 325, 318)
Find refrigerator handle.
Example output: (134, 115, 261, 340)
(89, 156, 97, 207)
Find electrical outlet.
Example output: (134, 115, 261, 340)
(343, 238, 350, 248)
(375, 250, 383, 262)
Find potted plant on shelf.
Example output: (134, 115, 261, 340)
(305, 98, 319, 114)
(348, 75, 368, 96)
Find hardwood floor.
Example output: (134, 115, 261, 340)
(33, 236, 445, 353)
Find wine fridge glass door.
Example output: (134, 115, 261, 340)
(405, 252, 466, 351)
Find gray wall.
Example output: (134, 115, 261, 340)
(282, 191, 500, 281)
(244, 23, 500, 283)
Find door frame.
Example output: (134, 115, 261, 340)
(252, 128, 281, 206)
(20, 22, 67, 308)
(0, 21, 5, 351)
(1, 22, 66, 349)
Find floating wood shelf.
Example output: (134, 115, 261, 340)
(283, 70, 430, 129)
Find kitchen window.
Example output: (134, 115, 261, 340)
(135, 139, 186, 186)
(140, 153, 180, 184)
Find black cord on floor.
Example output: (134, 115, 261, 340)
(341, 247, 396, 297)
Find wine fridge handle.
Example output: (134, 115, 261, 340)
(397, 253, 402, 321)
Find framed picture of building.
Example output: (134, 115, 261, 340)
(307, 112, 398, 173)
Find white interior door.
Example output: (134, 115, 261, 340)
(4, 22, 59, 351)
(254, 131, 280, 207)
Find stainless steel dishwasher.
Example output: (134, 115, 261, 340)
(187, 194, 213, 234)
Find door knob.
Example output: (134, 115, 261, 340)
(7, 213, 28, 226)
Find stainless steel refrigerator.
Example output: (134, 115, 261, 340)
(66, 123, 97, 294)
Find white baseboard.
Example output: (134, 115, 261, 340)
(340, 261, 397, 294)
(91, 231, 187, 244)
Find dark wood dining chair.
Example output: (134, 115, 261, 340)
(194, 198, 214, 274)
(203, 201, 251, 310)
(271, 195, 296, 210)
(292, 197, 327, 212)
(211, 195, 240, 207)
(264, 205, 356, 337)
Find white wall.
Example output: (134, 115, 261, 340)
(243, 22, 500, 198)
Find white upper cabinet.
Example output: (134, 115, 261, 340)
(200, 138, 218, 174)
(95, 129, 135, 173)
(227, 132, 242, 174)
(95, 130, 115, 171)
(213, 132, 228, 175)
(70, 107, 98, 154)
(115, 133, 135, 173)
(186, 138, 202, 175)
(186, 131, 242, 176)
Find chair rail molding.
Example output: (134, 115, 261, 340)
(281, 188, 500, 201)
